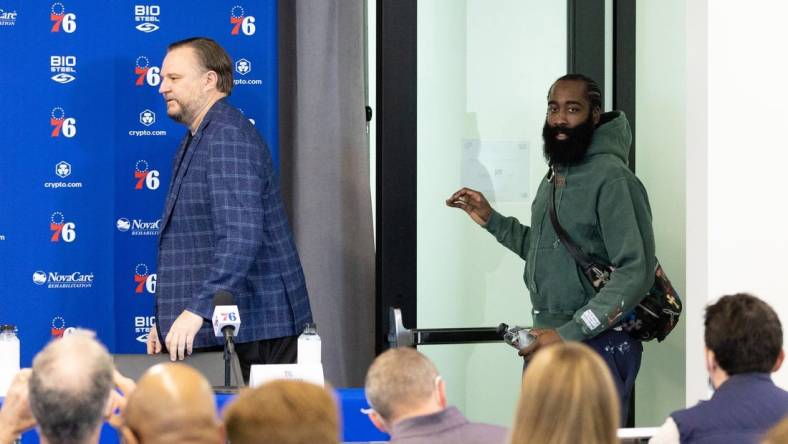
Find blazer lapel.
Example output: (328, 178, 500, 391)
(158, 131, 204, 242)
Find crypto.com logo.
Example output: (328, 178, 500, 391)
(50, 107, 76, 137)
(235, 58, 251, 76)
(51, 55, 77, 84)
(139, 109, 155, 126)
(55, 161, 71, 178)
(134, 263, 157, 294)
(134, 160, 160, 190)
(230, 5, 255, 36)
(49, 211, 76, 243)
(134, 4, 160, 33)
(135, 56, 161, 87)
(50, 2, 76, 33)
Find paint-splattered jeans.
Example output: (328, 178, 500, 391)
(584, 328, 642, 425)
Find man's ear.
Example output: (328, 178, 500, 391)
(367, 411, 388, 434)
(437, 378, 447, 409)
(592, 107, 601, 126)
(120, 426, 140, 444)
(772, 349, 785, 373)
(204, 70, 219, 91)
(704, 348, 717, 374)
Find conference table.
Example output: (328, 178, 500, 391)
(1, 388, 390, 443)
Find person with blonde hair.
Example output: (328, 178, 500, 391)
(511, 342, 619, 444)
(223, 379, 339, 444)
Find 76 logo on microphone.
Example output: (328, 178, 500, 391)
(134, 160, 160, 190)
(50, 211, 76, 243)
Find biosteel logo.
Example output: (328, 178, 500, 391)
(51, 55, 77, 84)
(134, 160, 160, 190)
(49, 211, 76, 243)
(50, 2, 76, 33)
(134, 56, 161, 87)
(230, 5, 255, 36)
(50, 107, 76, 138)
(33, 270, 95, 289)
(134, 316, 155, 343)
(134, 4, 160, 33)
(134, 263, 157, 294)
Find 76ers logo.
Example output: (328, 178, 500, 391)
(230, 6, 255, 35)
(134, 263, 157, 294)
(50, 211, 76, 243)
(134, 160, 160, 190)
(50, 107, 76, 138)
(135, 56, 161, 87)
(50, 2, 76, 33)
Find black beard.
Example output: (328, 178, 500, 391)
(542, 115, 596, 166)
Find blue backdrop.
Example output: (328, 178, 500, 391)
(0, 0, 279, 366)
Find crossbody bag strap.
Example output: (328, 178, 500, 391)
(547, 167, 596, 269)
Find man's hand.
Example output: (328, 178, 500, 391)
(106, 370, 136, 430)
(146, 323, 162, 355)
(518, 328, 563, 360)
(445, 187, 493, 226)
(164, 310, 205, 361)
(0, 369, 36, 443)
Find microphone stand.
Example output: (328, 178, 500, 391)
(223, 331, 236, 388)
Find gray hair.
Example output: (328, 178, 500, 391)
(28, 330, 114, 444)
(364, 348, 440, 421)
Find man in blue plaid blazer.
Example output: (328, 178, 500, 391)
(148, 37, 312, 378)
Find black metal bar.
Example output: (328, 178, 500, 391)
(414, 328, 503, 345)
(375, 0, 418, 354)
(567, 0, 606, 105)
(614, 0, 636, 172)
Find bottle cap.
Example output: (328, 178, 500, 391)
(303, 322, 317, 333)
(0, 325, 17, 333)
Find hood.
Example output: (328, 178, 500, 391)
(586, 111, 632, 164)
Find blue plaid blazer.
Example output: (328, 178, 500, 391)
(156, 99, 312, 348)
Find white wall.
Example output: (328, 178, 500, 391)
(634, 0, 687, 425)
(417, 0, 565, 426)
(687, 0, 788, 406)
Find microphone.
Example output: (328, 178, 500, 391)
(212, 290, 241, 341)
(212, 291, 241, 389)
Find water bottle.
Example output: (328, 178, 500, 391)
(0, 324, 20, 396)
(297, 323, 321, 364)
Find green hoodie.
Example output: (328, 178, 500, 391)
(484, 111, 656, 341)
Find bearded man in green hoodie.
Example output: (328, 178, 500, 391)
(447, 74, 655, 421)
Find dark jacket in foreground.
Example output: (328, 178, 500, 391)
(671, 373, 788, 444)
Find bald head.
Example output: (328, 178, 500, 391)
(364, 348, 442, 421)
(29, 331, 114, 444)
(122, 363, 222, 444)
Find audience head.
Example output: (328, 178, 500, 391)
(510, 342, 619, 444)
(705, 293, 784, 382)
(224, 380, 339, 444)
(28, 330, 114, 444)
(364, 347, 446, 431)
(120, 363, 223, 444)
